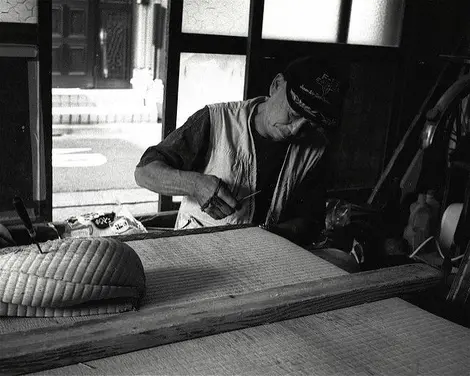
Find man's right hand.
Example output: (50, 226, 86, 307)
(194, 175, 238, 220)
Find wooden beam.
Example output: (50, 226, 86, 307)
(0, 23, 37, 45)
(244, 0, 265, 99)
(337, 0, 352, 43)
(261, 39, 401, 62)
(159, 0, 183, 212)
(38, 0, 53, 222)
(179, 33, 246, 54)
(117, 223, 254, 242)
(0, 263, 442, 375)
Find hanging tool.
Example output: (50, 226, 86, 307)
(12, 197, 43, 253)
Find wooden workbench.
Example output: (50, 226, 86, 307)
(0, 226, 467, 375)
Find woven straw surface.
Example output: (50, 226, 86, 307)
(0, 237, 145, 317)
(0, 227, 345, 331)
(33, 298, 470, 376)
(131, 227, 348, 309)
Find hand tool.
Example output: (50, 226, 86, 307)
(13, 197, 43, 253)
(235, 190, 261, 210)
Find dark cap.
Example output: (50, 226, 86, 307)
(283, 56, 348, 128)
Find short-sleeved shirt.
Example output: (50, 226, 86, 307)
(137, 106, 327, 232)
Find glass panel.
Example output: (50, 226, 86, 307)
(182, 0, 250, 37)
(51, 46, 61, 73)
(52, 7, 62, 34)
(69, 47, 86, 74)
(177, 53, 246, 127)
(70, 9, 86, 36)
(0, 0, 37, 23)
(348, 0, 405, 46)
(262, 0, 341, 42)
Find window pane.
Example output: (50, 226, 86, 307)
(177, 53, 246, 127)
(182, 0, 250, 37)
(0, 0, 37, 23)
(348, 0, 405, 46)
(262, 0, 341, 42)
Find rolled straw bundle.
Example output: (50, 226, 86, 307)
(0, 237, 145, 317)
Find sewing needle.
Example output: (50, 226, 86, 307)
(235, 190, 261, 210)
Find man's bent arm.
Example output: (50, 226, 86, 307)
(135, 160, 200, 197)
(135, 160, 238, 215)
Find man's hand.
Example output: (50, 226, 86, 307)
(194, 175, 238, 220)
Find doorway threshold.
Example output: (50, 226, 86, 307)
(52, 188, 160, 222)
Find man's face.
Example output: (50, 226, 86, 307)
(263, 76, 318, 142)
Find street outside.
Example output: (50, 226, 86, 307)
(50, 54, 242, 221)
(52, 123, 162, 221)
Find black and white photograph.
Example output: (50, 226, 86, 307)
(0, 0, 470, 375)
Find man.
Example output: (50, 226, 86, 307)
(135, 56, 348, 245)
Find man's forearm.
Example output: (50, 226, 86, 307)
(134, 160, 201, 197)
(135, 160, 239, 218)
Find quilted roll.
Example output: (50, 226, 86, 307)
(0, 237, 146, 317)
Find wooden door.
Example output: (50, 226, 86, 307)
(52, 0, 132, 89)
(52, 0, 95, 88)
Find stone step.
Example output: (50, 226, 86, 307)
(52, 87, 163, 124)
(52, 88, 159, 107)
(52, 106, 160, 124)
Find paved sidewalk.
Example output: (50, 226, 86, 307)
(52, 122, 162, 150)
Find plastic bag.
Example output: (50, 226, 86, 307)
(63, 205, 147, 238)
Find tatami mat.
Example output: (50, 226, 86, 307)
(0, 227, 346, 334)
(132, 227, 347, 308)
(33, 298, 470, 376)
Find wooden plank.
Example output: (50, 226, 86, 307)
(244, 0, 265, 99)
(0, 264, 442, 375)
(37, 298, 470, 376)
(337, 0, 352, 43)
(115, 223, 254, 242)
(261, 39, 401, 62)
(38, 0, 53, 222)
(179, 33, 246, 54)
(159, 0, 183, 212)
(0, 23, 37, 45)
